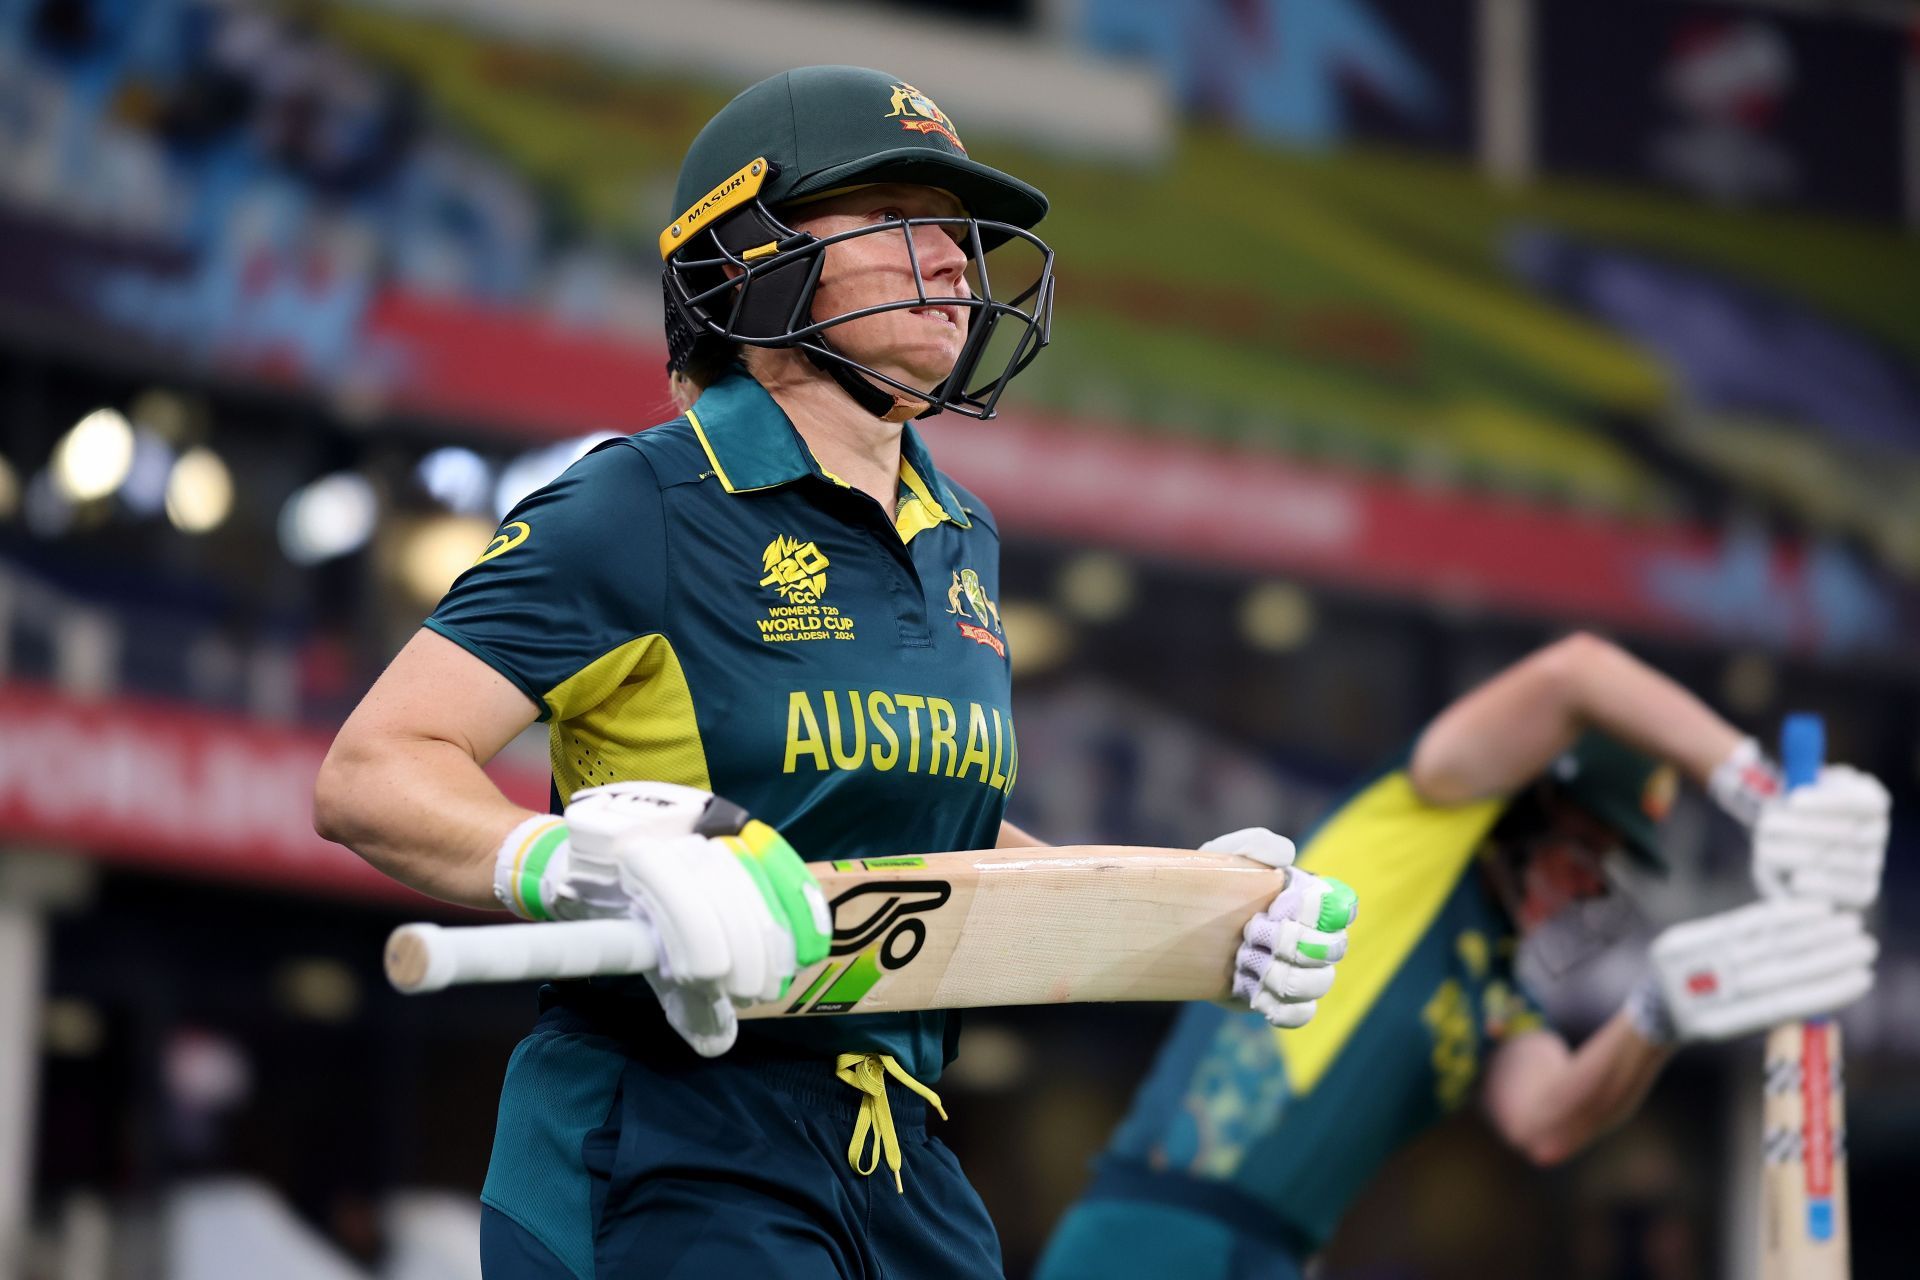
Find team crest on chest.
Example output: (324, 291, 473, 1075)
(757, 535, 855, 643)
(946, 567, 1004, 657)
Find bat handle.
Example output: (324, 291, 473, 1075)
(1781, 713, 1824, 793)
(385, 918, 660, 993)
(1780, 713, 1828, 1041)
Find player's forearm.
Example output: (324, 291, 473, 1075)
(313, 733, 530, 910)
(1412, 632, 1744, 804)
(997, 819, 1046, 847)
(1483, 1014, 1673, 1166)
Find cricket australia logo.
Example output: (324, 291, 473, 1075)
(757, 535, 855, 643)
(946, 567, 1005, 657)
(885, 82, 965, 151)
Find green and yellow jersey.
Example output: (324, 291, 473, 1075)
(427, 368, 1017, 1082)
(1071, 755, 1549, 1257)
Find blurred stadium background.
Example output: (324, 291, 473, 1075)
(0, 0, 1915, 1276)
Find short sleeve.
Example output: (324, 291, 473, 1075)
(425, 441, 664, 721)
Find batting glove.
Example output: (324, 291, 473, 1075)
(1203, 828, 1359, 1030)
(491, 782, 831, 1057)
(1628, 898, 1877, 1045)
(1752, 765, 1891, 910)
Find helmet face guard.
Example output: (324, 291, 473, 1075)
(1482, 784, 1644, 977)
(662, 161, 1055, 420)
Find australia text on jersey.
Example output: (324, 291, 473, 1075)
(783, 689, 1017, 796)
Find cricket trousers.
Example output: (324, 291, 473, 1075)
(477, 1003, 1003, 1279)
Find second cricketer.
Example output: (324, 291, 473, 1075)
(1037, 632, 1888, 1279)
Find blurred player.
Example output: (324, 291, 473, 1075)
(1037, 632, 1888, 1280)
(315, 65, 1352, 1278)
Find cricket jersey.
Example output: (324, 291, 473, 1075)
(1066, 754, 1550, 1259)
(426, 368, 1017, 1082)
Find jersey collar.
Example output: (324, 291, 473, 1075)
(686, 370, 971, 531)
(685, 370, 811, 493)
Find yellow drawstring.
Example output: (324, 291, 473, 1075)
(834, 1053, 948, 1192)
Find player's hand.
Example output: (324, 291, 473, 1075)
(1205, 829, 1358, 1030)
(491, 783, 831, 1057)
(1635, 898, 1876, 1044)
(1751, 765, 1890, 910)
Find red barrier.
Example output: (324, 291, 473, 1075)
(0, 684, 549, 907)
(922, 409, 1798, 637)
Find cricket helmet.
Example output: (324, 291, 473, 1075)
(660, 65, 1055, 420)
(1546, 732, 1678, 873)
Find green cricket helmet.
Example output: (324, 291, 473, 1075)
(1546, 732, 1679, 873)
(660, 65, 1055, 420)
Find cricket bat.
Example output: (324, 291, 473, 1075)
(1760, 713, 1849, 1279)
(385, 846, 1287, 1017)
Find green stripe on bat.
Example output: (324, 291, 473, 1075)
(830, 855, 928, 871)
(808, 949, 883, 1013)
(787, 962, 840, 1013)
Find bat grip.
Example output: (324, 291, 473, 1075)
(1779, 713, 1831, 1042)
(1781, 713, 1824, 792)
(385, 918, 659, 993)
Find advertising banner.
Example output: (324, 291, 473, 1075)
(0, 685, 548, 906)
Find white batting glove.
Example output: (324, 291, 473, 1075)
(1202, 827, 1298, 867)
(550, 781, 722, 919)
(1752, 765, 1890, 910)
(493, 782, 726, 923)
(491, 782, 831, 1058)
(1203, 828, 1359, 1030)
(1631, 899, 1877, 1045)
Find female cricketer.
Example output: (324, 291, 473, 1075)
(1037, 632, 1888, 1280)
(314, 66, 1354, 1278)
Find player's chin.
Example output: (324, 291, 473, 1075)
(854, 343, 963, 397)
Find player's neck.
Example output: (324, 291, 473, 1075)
(755, 354, 916, 509)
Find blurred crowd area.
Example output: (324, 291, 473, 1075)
(1, 0, 1917, 1277)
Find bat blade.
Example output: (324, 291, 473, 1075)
(753, 847, 1283, 1019)
(1761, 1019, 1850, 1280)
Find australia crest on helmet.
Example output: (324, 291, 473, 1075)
(886, 82, 964, 151)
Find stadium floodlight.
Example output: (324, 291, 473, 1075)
(493, 433, 617, 520)
(1239, 581, 1317, 653)
(1056, 551, 1136, 623)
(165, 447, 234, 534)
(416, 447, 495, 515)
(995, 600, 1072, 678)
(123, 431, 178, 517)
(51, 408, 135, 501)
(397, 515, 495, 605)
(279, 471, 379, 565)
